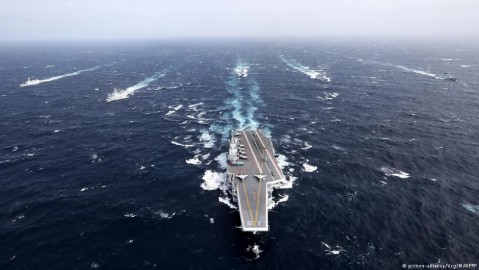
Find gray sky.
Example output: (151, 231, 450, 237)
(0, 0, 477, 41)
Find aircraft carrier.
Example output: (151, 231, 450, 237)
(227, 129, 286, 232)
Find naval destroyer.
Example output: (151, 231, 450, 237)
(227, 129, 287, 232)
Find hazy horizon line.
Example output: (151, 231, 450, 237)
(1, 35, 479, 44)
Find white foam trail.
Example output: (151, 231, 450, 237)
(211, 59, 266, 141)
(219, 197, 238, 209)
(301, 142, 312, 150)
(20, 66, 100, 87)
(281, 135, 291, 144)
(245, 80, 261, 130)
(234, 61, 249, 78)
(440, 58, 458, 61)
(381, 166, 410, 179)
(268, 194, 289, 210)
(318, 92, 339, 101)
(201, 170, 226, 190)
(365, 60, 444, 79)
(280, 55, 331, 82)
(106, 70, 168, 102)
(332, 144, 345, 151)
(10, 214, 25, 224)
(462, 203, 479, 214)
(90, 153, 102, 163)
(226, 71, 247, 129)
(186, 155, 201, 165)
(279, 175, 297, 189)
(246, 244, 263, 260)
(165, 104, 183, 116)
(195, 111, 208, 124)
(202, 169, 236, 209)
(154, 210, 176, 219)
(188, 102, 204, 111)
(276, 154, 290, 169)
(171, 104, 183, 111)
(214, 153, 228, 170)
(394, 65, 437, 78)
(199, 130, 215, 148)
(321, 242, 345, 255)
(171, 141, 194, 148)
(303, 162, 317, 172)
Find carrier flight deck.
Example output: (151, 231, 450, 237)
(227, 129, 286, 232)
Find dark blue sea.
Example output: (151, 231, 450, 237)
(1, 40, 478, 269)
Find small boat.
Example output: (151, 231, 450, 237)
(442, 73, 457, 81)
(19, 77, 41, 87)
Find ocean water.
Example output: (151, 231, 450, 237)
(1, 40, 478, 269)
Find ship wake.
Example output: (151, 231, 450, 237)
(106, 68, 171, 102)
(361, 59, 448, 80)
(280, 55, 331, 82)
(20, 66, 101, 87)
(233, 59, 249, 78)
(210, 59, 271, 143)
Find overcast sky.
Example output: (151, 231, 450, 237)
(0, 0, 477, 41)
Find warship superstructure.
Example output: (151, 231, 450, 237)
(227, 129, 286, 232)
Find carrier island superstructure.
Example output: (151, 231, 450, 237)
(227, 129, 286, 232)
